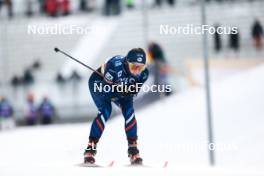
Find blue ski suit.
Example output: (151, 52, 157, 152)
(88, 55, 149, 142)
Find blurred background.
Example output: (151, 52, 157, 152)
(0, 0, 264, 174)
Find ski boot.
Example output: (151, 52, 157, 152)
(84, 141, 97, 164)
(128, 140, 143, 165)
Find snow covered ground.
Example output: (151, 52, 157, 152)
(1, 64, 264, 176)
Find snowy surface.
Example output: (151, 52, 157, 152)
(1, 64, 264, 175)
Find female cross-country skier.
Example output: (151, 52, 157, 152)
(84, 48, 149, 165)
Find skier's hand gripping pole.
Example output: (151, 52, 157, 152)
(54, 47, 104, 78)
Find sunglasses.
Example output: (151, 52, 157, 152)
(128, 62, 145, 75)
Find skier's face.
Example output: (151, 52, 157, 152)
(128, 62, 145, 76)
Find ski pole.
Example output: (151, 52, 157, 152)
(54, 47, 130, 92)
(54, 47, 104, 78)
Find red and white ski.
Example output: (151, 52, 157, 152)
(77, 161, 168, 168)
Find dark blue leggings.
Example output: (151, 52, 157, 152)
(88, 73, 137, 142)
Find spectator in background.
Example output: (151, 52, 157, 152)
(167, 0, 175, 6)
(80, 0, 88, 11)
(56, 72, 66, 84)
(23, 69, 34, 85)
(38, 97, 55, 125)
(0, 96, 15, 130)
(11, 75, 23, 87)
(104, 0, 110, 15)
(61, 0, 70, 16)
(80, 0, 96, 12)
(214, 24, 222, 52)
(6, 0, 13, 18)
(0, 0, 13, 19)
(153, 0, 175, 7)
(126, 0, 134, 9)
(25, 94, 38, 126)
(153, 0, 162, 7)
(251, 19, 263, 50)
(148, 42, 172, 97)
(229, 29, 240, 52)
(45, 0, 58, 17)
(104, 0, 121, 16)
(25, 0, 33, 17)
(38, 0, 46, 14)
